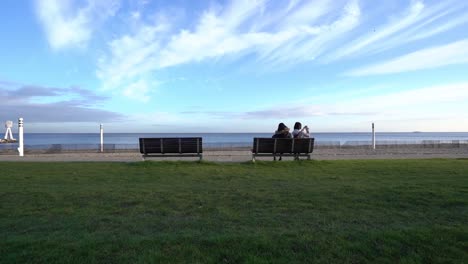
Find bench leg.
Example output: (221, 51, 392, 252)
(273, 156, 276, 161)
(307, 155, 311, 160)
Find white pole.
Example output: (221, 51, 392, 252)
(100, 124, 104, 153)
(18, 118, 24, 156)
(372, 122, 376, 150)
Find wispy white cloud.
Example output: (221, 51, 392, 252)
(328, 0, 425, 60)
(95, 0, 468, 101)
(327, 0, 468, 61)
(246, 82, 468, 119)
(325, 82, 468, 113)
(97, 24, 166, 90)
(280, 0, 334, 29)
(345, 39, 468, 76)
(406, 14, 468, 42)
(97, 0, 361, 100)
(122, 80, 151, 103)
(241, 106, 373, 119)
(35, 0, 120, 50)
(260, 0, 360, 67)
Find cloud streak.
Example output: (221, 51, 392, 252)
(0, 82, 123, 122)
(35, 0, 120, 49)
(328, 0, 425, 61)
(345, 39, 468, 76)
(33, 0, 468, 102)
(97, 0, 361, 100)
(327, 0, 468, 61)
(95, 0, 468, 101)
(179, 82, 468, 123)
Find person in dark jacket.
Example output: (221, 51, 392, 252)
(272, 123, 292, 138)
(272, 123, 292, 161)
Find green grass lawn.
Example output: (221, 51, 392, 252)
(1, 159, 467, 263)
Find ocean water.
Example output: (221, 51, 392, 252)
(1, 132, 468, 146)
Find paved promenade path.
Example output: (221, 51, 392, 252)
(1, 147, 467, 162)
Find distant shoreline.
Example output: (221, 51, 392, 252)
(1, 132, 467, 146)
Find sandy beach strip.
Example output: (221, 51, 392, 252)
(1, 147, 467, 162)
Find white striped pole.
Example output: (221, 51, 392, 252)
(18, 118, 24, 156)
(100, 124, 104, 153)
(372, 122, 376, 150)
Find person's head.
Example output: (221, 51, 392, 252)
(277, 122, 288, 131)
(294, 122, 302, 130)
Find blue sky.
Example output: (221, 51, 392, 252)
(1, 0, 468, 133)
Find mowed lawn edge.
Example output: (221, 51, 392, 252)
(1, 159, 467, 263)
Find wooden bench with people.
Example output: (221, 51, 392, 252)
(252, 121, 314, 161)
(251, 137, 315, 161)
(139, 137, 203, 160)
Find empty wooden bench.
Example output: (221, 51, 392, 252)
(252, 138, 315, 161)
(139, 137, 203, 160)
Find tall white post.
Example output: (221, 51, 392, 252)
(100, 124, 104, 153)
(372, 122, 376, 150)
(18, 118, 24, 156)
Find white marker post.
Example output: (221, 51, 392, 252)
(372, 122, 376, 150)
(18, 118, 24, 156)
(100, 124, 104, 153)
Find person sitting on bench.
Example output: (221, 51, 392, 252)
(272, 123, 292, 139)
(271, 123, 291, 161)
(292, 122, 310, 139)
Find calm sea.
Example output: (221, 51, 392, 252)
(2, 132, 468, 146)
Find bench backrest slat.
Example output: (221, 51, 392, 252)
(253, 138, 276, 153)
(275, 139, 293, 153)
(179, 138, 182, 154)
(293, 138, 314, 154)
